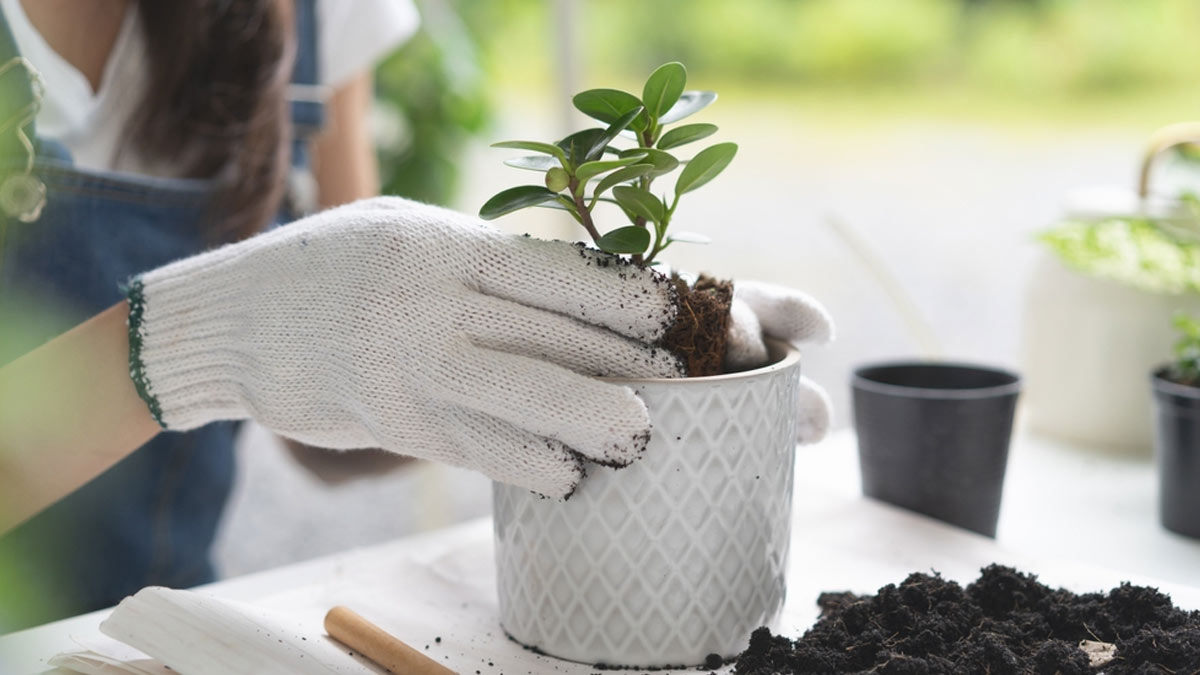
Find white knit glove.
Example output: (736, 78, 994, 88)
(127, 197, 682, 499)
(725, 280, 834, 445)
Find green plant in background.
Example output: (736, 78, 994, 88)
(479, 62, 736, 265)
(374, 1, 490, 205)
(1039, 205, 1200, 296)
(1169, 313, 1200, 385)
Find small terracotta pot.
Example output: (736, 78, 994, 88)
(1151, 367, 1200, 538)
(492, 340, 802, 667)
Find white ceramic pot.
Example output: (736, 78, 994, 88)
(492, 340, 801, 667)
(1021, 252, 1200, 452)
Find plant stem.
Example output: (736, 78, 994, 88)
(631, 127, 658, 266)
(568, 177, 602, 243)
(645, 216, 668, 265)
(644, 195, 680, 263)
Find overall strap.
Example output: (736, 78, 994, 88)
(289, 0, 323, 158)
(284, 0, 323, 216)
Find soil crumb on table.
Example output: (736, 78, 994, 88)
(734, 564, 1200, 674)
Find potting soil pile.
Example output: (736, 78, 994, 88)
(735, 564, 1200, 674)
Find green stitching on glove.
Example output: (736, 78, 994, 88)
(123, 278, 165, 428)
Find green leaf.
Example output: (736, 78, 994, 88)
(504, 155, 560, 172)
(576, 155, 645, 183)
(619, 147, 680, 177)
(491, 141, 567, 164)
(657, 123, 718, 150)
(557, 128, 608, 165)
(572, 89, 647, 131)
(613, 185, 666, 224)
(593, 163, 655, 199)
(596, 226, 651, 255)
(479, 185, 558, 220)
(642, 62, 687, 119)
(588, 106, 645, 159)
(674, 142, 738, 196)
(659, 91, 717, 125)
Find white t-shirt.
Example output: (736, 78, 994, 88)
(0, 0, 418, 177)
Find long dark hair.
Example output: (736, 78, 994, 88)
(131, 0, 294, 241)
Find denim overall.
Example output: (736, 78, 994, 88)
(0, 3, 322, 630)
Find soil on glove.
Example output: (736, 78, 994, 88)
(734, 565, 1200, 674)
(661, 274, 732, 377)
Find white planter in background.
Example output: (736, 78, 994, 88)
(1021, 252, 1200, 453)
(492, 341, 801, 667)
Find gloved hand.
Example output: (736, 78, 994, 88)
(127, 197, 682, 499)
(725, 280, 834, 445)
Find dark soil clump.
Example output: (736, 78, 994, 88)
(661, 273, 733, 377)
(735, 565, 1200, 674)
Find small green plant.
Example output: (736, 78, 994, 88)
(1169, 313, 1200, 385)
(479, 62, 736, 265)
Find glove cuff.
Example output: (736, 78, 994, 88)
(126, 279, 165, 427)
(126, 268, 250, 431)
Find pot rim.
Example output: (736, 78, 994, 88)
(853, 361, 1022, 400)
(603, 337, 800, 385)
(1152, 365, 1200, 399)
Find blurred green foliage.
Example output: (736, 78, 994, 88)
(373, 1, 491, 205)
(960, 0, 1200, 94)
(472, 0, 1200, 97)
(585, 0, 959, 84)
(372, 0, 1200, 201)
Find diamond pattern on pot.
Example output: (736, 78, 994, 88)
(494, 354, 801, 667)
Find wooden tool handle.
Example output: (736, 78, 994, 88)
(324, 606, 456, 675)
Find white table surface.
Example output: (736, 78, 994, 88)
(3, 428, 1199, 674)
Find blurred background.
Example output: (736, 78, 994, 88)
(215, 0, 1200, 575)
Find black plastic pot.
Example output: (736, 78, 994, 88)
(1151, 367, 1200, 538)
(852, 362, 1022, 537)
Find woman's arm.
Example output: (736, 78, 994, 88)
(310, 71, 379, 208)
(0, 302, 160, 533)
(4, 198, 676, 513)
